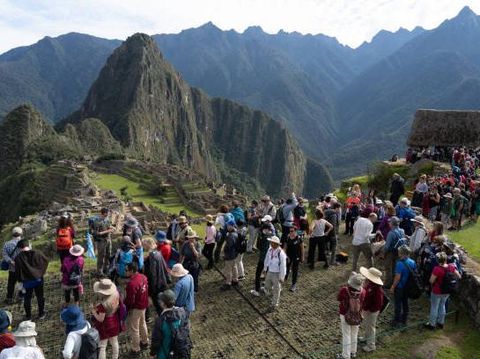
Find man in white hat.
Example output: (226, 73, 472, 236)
(171, 263, 195, 316)
(258, 195, 277, 219)
(250, 216, 276, 297)
(409, 216, 427, 258)
(262, 236, 287, 312)
(2, 227, 23, 305)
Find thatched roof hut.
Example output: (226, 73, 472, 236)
(407, 109, 480, 148)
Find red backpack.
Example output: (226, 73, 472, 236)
(56, 227, 73, 250)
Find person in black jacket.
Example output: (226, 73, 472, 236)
(390, 173, 405, 206)
(220, 221, 238, 291)
(143, 237, 169, 317)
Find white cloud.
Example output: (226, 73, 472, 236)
(0, 0, 479, 53)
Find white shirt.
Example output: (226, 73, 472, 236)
(215, 214, 225, 228)
(352, 217, 375, 246)
(263, 247, 287, 281)
(409, 226, 427, 253)
(62, 323, 90, 359)
(311, 219, 328, 237)
(0, 346, 45, 359)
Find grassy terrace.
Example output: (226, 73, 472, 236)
(448, 221, 480, 262)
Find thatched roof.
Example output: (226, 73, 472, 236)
(407, 109, 480, 148)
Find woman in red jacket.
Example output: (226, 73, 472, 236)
(360, 266, 384, 353)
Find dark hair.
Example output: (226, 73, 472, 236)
(17, 239, 29, 249)
(219, 205, 229, 213)
(126, 262, 138, 273)
(58, 216, 68, 229)
(251, 200, 258, 206)
(315, 209, 324, 219)
(333, 203, 341, 209)
(100, 208, 109, 215)
(179, 210, 187, 216)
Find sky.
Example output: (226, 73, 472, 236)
(1, 0, 480, 54)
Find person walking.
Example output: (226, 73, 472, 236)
(60, 305, 91, 359)
(2, 227, 23, 305)
(220, 221, 239, 290)
(308, 209, 333, 269)
(180, 230, 201, 293)
(56, 214, 76, 264)
(424, 252, 461, 330)
(171, 264, 195, 316)
(143, 237, 169, 316)
(0, 321, 44, 359)
(263, 236, 287, 312)
(285, 226, 304, 292)
(359, 267, 384, 353)
(124, 262, 149, 357)
(0, 310, 14, 353)
(383, 216, 406, 288)
(351, 213, 377, 272)
(92, 279, 121, 359)
(90, 208, 114, 276)
(250, 215, 275, 297)
(14, 240, 48, 321)
(60, 244, 85, 307)
(203, 215, 217, 269)
(336, 272, 366, 359)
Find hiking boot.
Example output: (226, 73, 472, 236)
(289, 284, 297, 292)
(140, 342, 149, 351)
(350, 353, 357, 358)
(323, 263, 329, 269)
(220, 284, 232, 291)
(250, 289, 260, 297)
(335, 354, 346, 359)
(266, 305, 277, 313)
(37, 312, 47, 321)
(238, 276, 246, 281)
(232, 280, 240, 287)
(436, 323, 444, 329)
(362, 345, 375, 352)
(423, 322, 436, 330)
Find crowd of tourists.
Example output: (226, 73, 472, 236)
(0, 156, 472, 358)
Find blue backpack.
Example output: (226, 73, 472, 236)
(117, 250, 135, 278)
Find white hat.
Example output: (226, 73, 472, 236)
(93, 279, 117, 296)
(410, 216, 424, 224)
(359, 267, 383, 286)
(443, 193, 453, 199)
(69, 245, 85, 257)
(261, 215, 273, 222)
(12, 227, 23, 236)
(347, 272, 365, 291)
(13, 321, 37, 337)
(267, 236, 281, 245)
(375, 199, 383, 205)
(171, 263, 189, 277)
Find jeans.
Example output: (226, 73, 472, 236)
(285, 258, 300, 285)
(340, 314, 359, 358)
(351, 243, 373, 272)
(328, 234, 338, 263)
(126, 308, 149, 352)
(429, 293, 449, 325)
(345, 214, 357, 235)
(384, 252, 398, 287)
(202, 243, 215, 268)
(6, 270, 16, 300)
(254, 260, 264, 291)
(184, 261, 200, 292)
(394, 286, 408, 324)
(24, 282, 45, 319)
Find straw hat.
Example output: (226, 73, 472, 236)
(186, 229, 199, 238)
(267, 236, 281, 245)
(69, 244, 85, 257)
(13, 321, 37, 337)
(142, 237, 156, 251)
(93, 278, 117, 296)
(348, 272, 365, 291)
(205, 214, 214, 223)
(359, 266, 383, 286)
(177, 216, 188, 224)
(443, 193, 453, 199)
(261, 195, 271, 202)
(171, 263, 189, 277)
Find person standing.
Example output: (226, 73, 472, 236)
(246, 200, 260, 253)
(180, 230, 201, 293)
(56, 214, 76, 264)
(285, 226, 304, 292)
(60, 244, 85, 307)
(2, 227, 23, 305)
(124, 262, 149, 357)
(336, 273, 366, 359)
(90, 208, 114, 276)
(250, 215, 275, 297)
(143, 237, 169, 316)
(263, 236, 287, 312)
(203, 215, 217, 269)
(214, 206, 234, 263)
(280, 193, 298, 246)
(324, 203, 341, 265)
(14, 240, 48, 321)
(0, 321, 44, 359)
(359, 267, 384, 353)
(409, 216, 427, 259)
(383, 216, 406, 288)
(171, 264, 195, 316)
(344, 193, 361, 236)
(220, 221, 239, 290)
(60, 305, 90, 359)
(351, 213, 377, 272)
(308, 209, 333, 269)
(0, 310, 14, 353)
(155, 231, 175, 269)
(390, 173, 405, 206)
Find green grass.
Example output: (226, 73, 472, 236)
(448, 221, 480, 262)
(94, 173, 202, 217)
(334, 175, 370, 203)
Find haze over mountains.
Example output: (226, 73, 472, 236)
(1, 6, 480, 180)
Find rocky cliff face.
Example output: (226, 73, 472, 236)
(64, 33, 332, 196)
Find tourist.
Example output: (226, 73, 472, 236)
(279, 193, 298, 246)
(56, 213, 76, 264)
(451, 188, 467, 230)
(344, 192, 360, 236)
(324, 202, 341, 265)
(90, 208, 114, 277)
(150, 290, 192, 359)
(412, 174, 428, 208)
(293, 197, 308, 232)
(213, 205, 233, 263)
(60, 305, 91, 359)
(377, 202, 395, 240)
(250, 215, 275, 297)
(2, 227, 23, 305)
(166, 210, 186, 241)
(175, 215, 192, 250)
(424, 252, 461, 330)
(180, 230, 201, 293)
(308, 209, 333, 269)
(220, 221, 239, 290)
(263, 236, 287, 312)
(230, 200, 245, 224)
(351, 213, 377, 272)
(155, 230, 175, 268)
(92, 278, 121, 359)
(390, 245, 416, 327)
(258, 195, 277, 220)
(383, 216, 405, 288)
(61, 244, 85, 306)
(235, 219, 248, 280)
(14, 239, 48, 321)
(203, 215, 217, 269)
(395, 197, 415, 236)
(336, 272, 366, 359)
(359, 267, 384, 352)
(124, 262, 149, 356)
(389, 173, 405, 206)
(0, 310, 14, 353)
(143, 237, 169, 315)
(246, 200, 260, 253)
(171, 263, 195, 316)
(285, 225, 304, 292)
(440, 192, 453, 227)
(123, 215, 143, 245)
(112, 236, 138, 280)
(428, 187, 441, 221)
(409, 216, 427, 259)
(0, 321, 44, 359)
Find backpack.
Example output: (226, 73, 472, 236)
(402, 260, 423, 299)
(223, 213, 235, 230)
(78, 326, 100, 359)
(235, 230, 248, 254)
(168, 310, 192, 358)
(344, 288, 363, 326)
(275, 206, 286, 225)
(440, 266, 459, 295)
(67, 263, 82, 286)
(56, 227, 73, 250)
(117, 250, 136, 278)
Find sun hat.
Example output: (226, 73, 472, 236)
(177, 216, 188, 224)
(12, 227, 23, 236)
(171, 263, 189, 277)
(69, 244, 85, 257)
(267, 236, 281, 245)
(158, 289, 176, 307)
(443, 193, 453, 199)
(0, 310, 12, 334)
(13, 321, 37, 337)
(125, 217, 139, 228)
(93, 278, 117, 296)
(347, 272, 365, 291)
(389, 216, 400, 226)
(61, 212, 69, 219)
(261, 215, 273, 222)
(155, 230, 167, 242)
(375, 199, 383, 205)
(410, 215, 425, 224)
(142, 237, 156, 251)
(205, 214, 214, 223)
(359, 267, 383, 286)
(61, 305, 87, 332)
(186, 229, 199, 238)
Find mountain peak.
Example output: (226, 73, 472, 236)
(244, 26, 265, 35)
(457, 5, 477, 19)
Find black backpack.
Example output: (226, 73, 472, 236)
(440, 267, 459, 295)
(78, 326, 100, 359)
(402, 260, 423, 300)
(275, 206, 285, 225)
(235, 231, 248, 254)
(168, 311, 192, 358)
(67, 263, 82, 286)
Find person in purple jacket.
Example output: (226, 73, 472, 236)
(61, 245, 85, 307)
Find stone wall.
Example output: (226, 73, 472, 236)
(458, 270, 480, 327)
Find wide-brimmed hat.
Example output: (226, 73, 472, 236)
(177, 216, 188, 224)
(69, 244, 85, 257)
(360, 267, 383, 286)
(61, 305, 87, 331)
(158, 289, 176, 307)
(400, 197, 410, 206)
(375, 199, 383, 205)
(93, 278, 117, 296)
(142, 237, 157, 251)
(205, 214, 214, 223)
(410, 216, 424, 224)
(125, 218, 139, 228)
(13, 321, 37, 337)
(186, 229, 199, 238)
(268, 236, 281, 245)
(348, 272, 365, 291)
(12, 227, 23, 236)
(171, 263, 189, 277)
(389, 216, 400, 226)
(0, 310, 12, 334)
(155, 230, 167, 242)
(443, 193, 453, 199)
(261, 215, 273, 222)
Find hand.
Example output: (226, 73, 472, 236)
(389, 286, 395, 295)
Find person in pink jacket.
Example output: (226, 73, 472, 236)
(60, 245, 85, 307)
